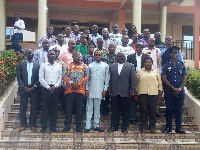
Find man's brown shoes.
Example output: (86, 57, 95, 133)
(31, 127, 37, 132)
(19, 127, 26, 132)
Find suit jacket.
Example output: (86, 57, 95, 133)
(17, 60, 40, 93)
(127, 53, 148, 71)
(108, 62, 136, 97)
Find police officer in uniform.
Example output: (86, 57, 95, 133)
(161, 47, 187, 134)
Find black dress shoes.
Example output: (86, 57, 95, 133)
(62, 126, 70, 132)
(94, 127, 104, 132)
(122, 129, 128, 134)
(40, 128, 46, 133)
(84, 129, 90, 133)
(107, 127, 118, 132)
(50, 127, 59, 132)
(162, 128, 172, 133)
(175, 129, 186, 134)
(76, 128, 82, 132)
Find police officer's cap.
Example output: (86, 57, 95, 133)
(169, 46, 180, 53)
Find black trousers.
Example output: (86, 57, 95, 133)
(129, 97, 138, 122)
(139, 94, 158, 130)
(110, 95, 131, 130)
(100, 92, 110, 114)
(41, 87, 61, 129)
(64, 93, 85, 129)
(19, 90, 37, 127)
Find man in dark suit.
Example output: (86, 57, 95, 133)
(17, 49, 40, 132)
(127, 42, 148, 124)
(127, 42, 148, 72)
(107, 52, 137, 133)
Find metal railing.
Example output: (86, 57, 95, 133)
(174, 40, 194, 60)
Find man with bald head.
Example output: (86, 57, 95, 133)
(115, 35, 135, 58)
(17, 49, 40, 132)
(154, 32, 165, 49)
(108, 52, 136, 133)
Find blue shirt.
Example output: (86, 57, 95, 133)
(89, 33, 102, 45)
(138, 38, 148, 48)
(161, 47, 183, 66)
(86, 61, 110, 99)
(162, 60, 187, 92)
(82, 54, 95, 66)
(26, 61, 33, 84)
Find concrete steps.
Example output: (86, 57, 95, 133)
(1, 95, 200, 149)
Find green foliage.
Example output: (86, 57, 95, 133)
(186, 68, 200, 99)
(0, 50, 24, 96)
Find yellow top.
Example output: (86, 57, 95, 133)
(137, 68, 163, 95)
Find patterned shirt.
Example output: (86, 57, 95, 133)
(49, 44, 68, 56)
(89, 33, 102, 45)
(60, 50, 73, 65)
(94, 48, 108, 55)
(38, 34, 57, 49)
(102, 53, 117, 66)
(109, 33, 122, 46)
(75, 43, 88, 56)
(33, 48, 49, 66)
(115, 45, 135, 59)
(82, 54, 95, 66)
(71, 32, 81, 41)
(63, 63, 89, 95)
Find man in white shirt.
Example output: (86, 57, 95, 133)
(109, 24, 122, 47)
(39, 50, 62, 133)
(12, 14, 25, 54)
(142, 37, 162, 73)
(49, 34, 68, 57)
(115, 35, 135, 59)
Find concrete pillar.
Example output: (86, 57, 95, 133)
(119, 9, 125, 33)
(38, 0, 48, 44)
(0, 0, 6, 51)
(194, 12, 200, 69)
(132, 0, 142, 34)
(160, 6, 167, 42)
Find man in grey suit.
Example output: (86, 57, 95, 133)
(107, 52, 137, 133)
(17, 49, 40, 132)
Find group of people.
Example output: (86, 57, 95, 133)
(16, 16, 187, 134)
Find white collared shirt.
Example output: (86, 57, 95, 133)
(136, 54, 142, 72)
(39, 62, 62, 89)
(26, 61, 33, 84)
(118, 63, 124, 75)
(14, 19, 25, 34)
